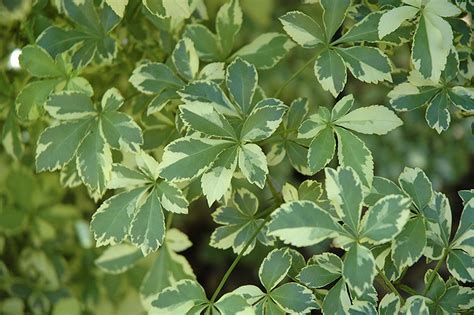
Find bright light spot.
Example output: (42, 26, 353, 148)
(8, 48, 22, 70)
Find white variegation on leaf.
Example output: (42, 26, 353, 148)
(279, 11, 325, 48)
(159, 137, 234, 182)
(336, 46, 392, 84)
(91, 187, 148, 247)
(335, 127, 374, 188)
(232, 33, 295, 70)
(129, 62, 184, 95)
(259, 248, 292, 291)
(95, 244, 143, 274)
(378, 293, 401, 315)
(172, 38, 199, 81)
(359, 195, 411, 244)
(343, 243, 376, 296)
(391, 216, 427, 271)
(268, 200, 345, 247)
(238, 143, 268, 188)
(216, 0, 242, 57)
(324, 167, 363, 236)
(334, 105, 403, 135)
(226, 57, 258, 115)
(150, 280, 207, 314)
(129, 189, 166, 256)
(201, 146, 238, 206)
(240, 99, 287, 142)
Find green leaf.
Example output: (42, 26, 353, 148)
(425, 90, 450, 133)
(179, 81, 238, 117)
(101, 112, 143, 152)
(226, 58, 258, 115)
(452, 197, 474, 255)
(76, 125, 112, 197)
(389, 84, 439, 111)
(2, 110, 24, 160)
(172, 38, 199, 81)
(232, 33, 295, 70)
(335, 127, 374, 188)
(140, 229, 195, 306)
(155, 181, 189, 214)
(338, 12, 383, 44)
(240, 99, 287, 142)
(183, 24, 221, 61)
(448, 87, 474, 112)
(36, 26, 85, 58)
(216, 0, 242, 57)
(307, 127, 335, 174)
(214, 292, 253, 315)
(35, 119, 92, 171)
(378, 6, 418, 39)
(129, 62, 184, 94)
(391, 216, 427, 271)
(398, 167, 433, 211)
(90, 187, 147, 247)
(201, 146, 238, 206)
(325, 167, 363, 235)
(298, 111, 328, 139)
(179, 103, 237, 139)
(16, 79, 60, 121)
(101, 87, 124, 112)
(129, 189, 165, 256)
(298, 253, 342, 288)
(212, 188, 274, 255)
(447, 249, 474, 282)
(238, 143, 268, 188)
(343, 243, 376, 296)
(279, 11, 325, 48)
(95, 244, 143, 274)
(314, 49, 347, 97)
(378, 293, 401, 315)
(47, 0, 121, 68)
(334, 105, 403, 135)
(349, 301, 377, 315)
(105, 0, 128, 17)
(198, 62, 226, 82)
(424, 192, 451, 260)
(270, 282, 318, 313)
(412, 11, 455, 82)
(44, 91, 96, 120)
(331, 94, 354, 121)
(320, 0, 350, 41)
(359, 195, 411, 244)
(268, 200, 345, 247)
(365, 176, 403, 206)
(151, 280, 207, 314)
(159, 137, 234, 182)
(336, 46, 392, 84)
(322, 279, 351, 315)
(437, 285, 474, 314)
(259, 248, 292, 291)
(401, 296, 430, 315)
(19, 45, 64, 78)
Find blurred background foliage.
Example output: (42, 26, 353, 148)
(0, 0, 472, 314)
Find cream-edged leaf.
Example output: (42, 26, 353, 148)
(334, 105, 403, 135)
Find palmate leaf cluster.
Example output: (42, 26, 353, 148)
(0, 0, 473, 314)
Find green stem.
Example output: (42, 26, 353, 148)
(423, 250, 448, 295)
(209, 206, 278, 303)
(398, 284, 418, 296)
(166, 213, 174, 230)
(273, 54, 319, 98)
(266, 176, 282, 203)
(376, 266, 405, 304)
